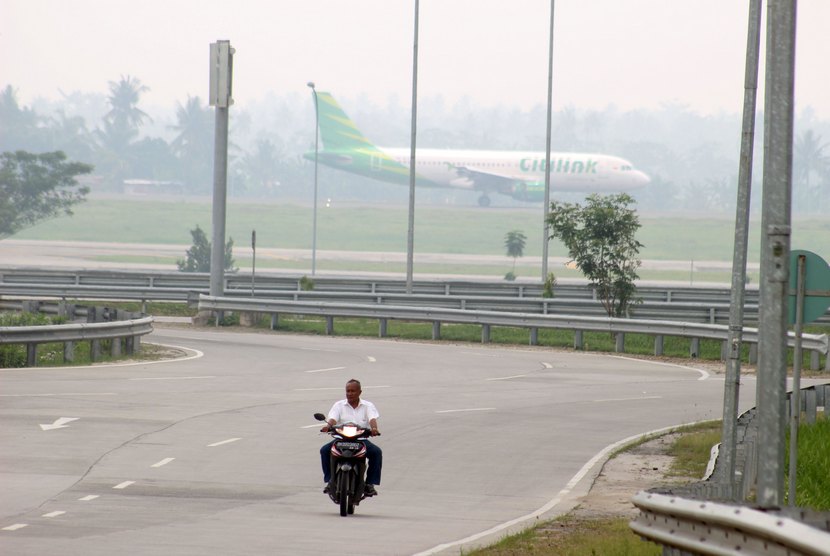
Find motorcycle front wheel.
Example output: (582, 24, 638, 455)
(338, 473, 349, 517)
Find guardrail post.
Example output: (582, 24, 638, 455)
(654, 335, 664, 356)
(326, 316, 334, 335)
(690, 338, 700, 358)
(721, 340, 728, 361)
(481, 324, 491, 343)
(64, 341, 75, 362)
(805, 389, 817, 424)
(110, 338, 122, 357)
(615, 333, 625, 353)
(574, 330, 583, 350)
(379, 318, 387, 338)
(270, 314, 278, 330)
(530, 327, 538, 346)
(91, 339, 101, 362)
(124, 336, 134, 356)
(26, 343, 37, 366)
(432, 321, 441, 340)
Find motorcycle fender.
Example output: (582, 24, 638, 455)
(338, 462, 354, 472)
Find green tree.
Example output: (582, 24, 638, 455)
(95, 76, 152, 187)
(177, 225, 237, 273)
(504, 230, 527, 274)
(547, 193, 642, 317)
(170, 96, 213, 193)
(0, 151, 91, 238)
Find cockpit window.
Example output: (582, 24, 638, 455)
(621, 165, 632, 171)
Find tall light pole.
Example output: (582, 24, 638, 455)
(307, 82, 319, 276)
(406, 0, 420, 295)
(541, 0, 555, 282)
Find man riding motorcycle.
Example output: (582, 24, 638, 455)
(320, 379, 383, 496)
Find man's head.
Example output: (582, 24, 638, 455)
(345, 379, 362, 406)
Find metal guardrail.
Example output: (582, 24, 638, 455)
(631, 383, 830, 554)
(194, 295, 829, 369)
(0, 300, 153, 366)
(5, 266, 829, 327)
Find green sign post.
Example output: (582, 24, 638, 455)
(786, 249, 830, 505)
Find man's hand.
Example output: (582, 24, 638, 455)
(320, 424, 330, 433)
(370, 427, 380, 437)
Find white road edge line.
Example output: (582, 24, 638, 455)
(42, 511, 66, 518)
(1, 393, 117, 398)
(129, 376, 215, 381)
(78, 495, 98, 501)
(609, 355, 711, 381)
(435, 408, 496, 414)
(413, 421, 710, 556)
(208, 438, 241, 447)
(2, 524, 27, 531)
(593, 396, 663, 403)
(151, 458, 175, 468)
(304, 366, 346, 374)
(49, 343, 203, 370)
(486, 374, 526, 381)
(113, 481, 135, 489)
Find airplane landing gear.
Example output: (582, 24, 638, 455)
(478, 195, 491, 208)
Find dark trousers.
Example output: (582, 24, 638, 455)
(321, 440, 382, 485)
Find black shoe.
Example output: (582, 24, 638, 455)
(364, 484, 377, 497)
(323, 484, 331, 494)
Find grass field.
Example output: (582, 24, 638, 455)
(12, 198, 830, 266)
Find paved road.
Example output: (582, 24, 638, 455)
(1, 326, 760, 555)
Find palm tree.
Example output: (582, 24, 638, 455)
(794, 130, 829, 212)
(504, 230, 527, 274)
(170, 96, 214, 192)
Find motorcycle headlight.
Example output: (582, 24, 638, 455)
(336, 425, 362, 438)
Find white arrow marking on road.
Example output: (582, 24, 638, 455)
(2, 523, 27, 531)
(151, 458, 175, 468)
(39, 417, 79, 431)
(42, 511, 66, 518)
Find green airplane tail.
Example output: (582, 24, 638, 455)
(309, 92, 411, 184)
(314, 92, 381, 154)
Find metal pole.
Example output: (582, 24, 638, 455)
(406, 0, 419, 295)
(251, 229, 256, 297)
(308, 82, 319, 276)
(541, 0, 555, 283)
(720, 0, 762, 500)
(787, 254, 806, 506)
(756, 0, 796, 509)
(210, 104, 229, 301)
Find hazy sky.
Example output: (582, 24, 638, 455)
(3, 0, 829, 118)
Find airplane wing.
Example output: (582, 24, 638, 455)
(449, 164, 544, 202)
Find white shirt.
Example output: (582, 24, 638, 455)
(327, 399, 379, 429)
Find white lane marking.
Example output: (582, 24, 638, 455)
(304, 366, 346, 374)
(414, 420, 710, 556)
(486, 374, 526, 381)
(208, 438, 241, 447)
(2, 523, 27, 531)
(42, 511, 65, 518)
(1, 393, 117, 398)
(461, 351, 500, 357)
(39, 417, 79, 431)
(294, 385, 392, 392)
(542, 362, 553, 368)
(301, 424, 325, 429)
(367, 356, 376, 362)
(299, 347, 340, 353)
(129, 376, 215, 381)
(609, 355, 711, 381)
(78, 495, 98, 501)
(593, 396, 663, 403)
(113, 481, 135, 489)
(151, 458, 175, 468)
(436, 408, 496, 414)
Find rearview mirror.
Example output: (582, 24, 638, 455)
(313, 413, 326, 421)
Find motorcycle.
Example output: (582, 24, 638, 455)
(314, 412, 378, 516)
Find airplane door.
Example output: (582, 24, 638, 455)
(370, 155, 382, 171)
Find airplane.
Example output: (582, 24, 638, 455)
(305, 92, 650, 207)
